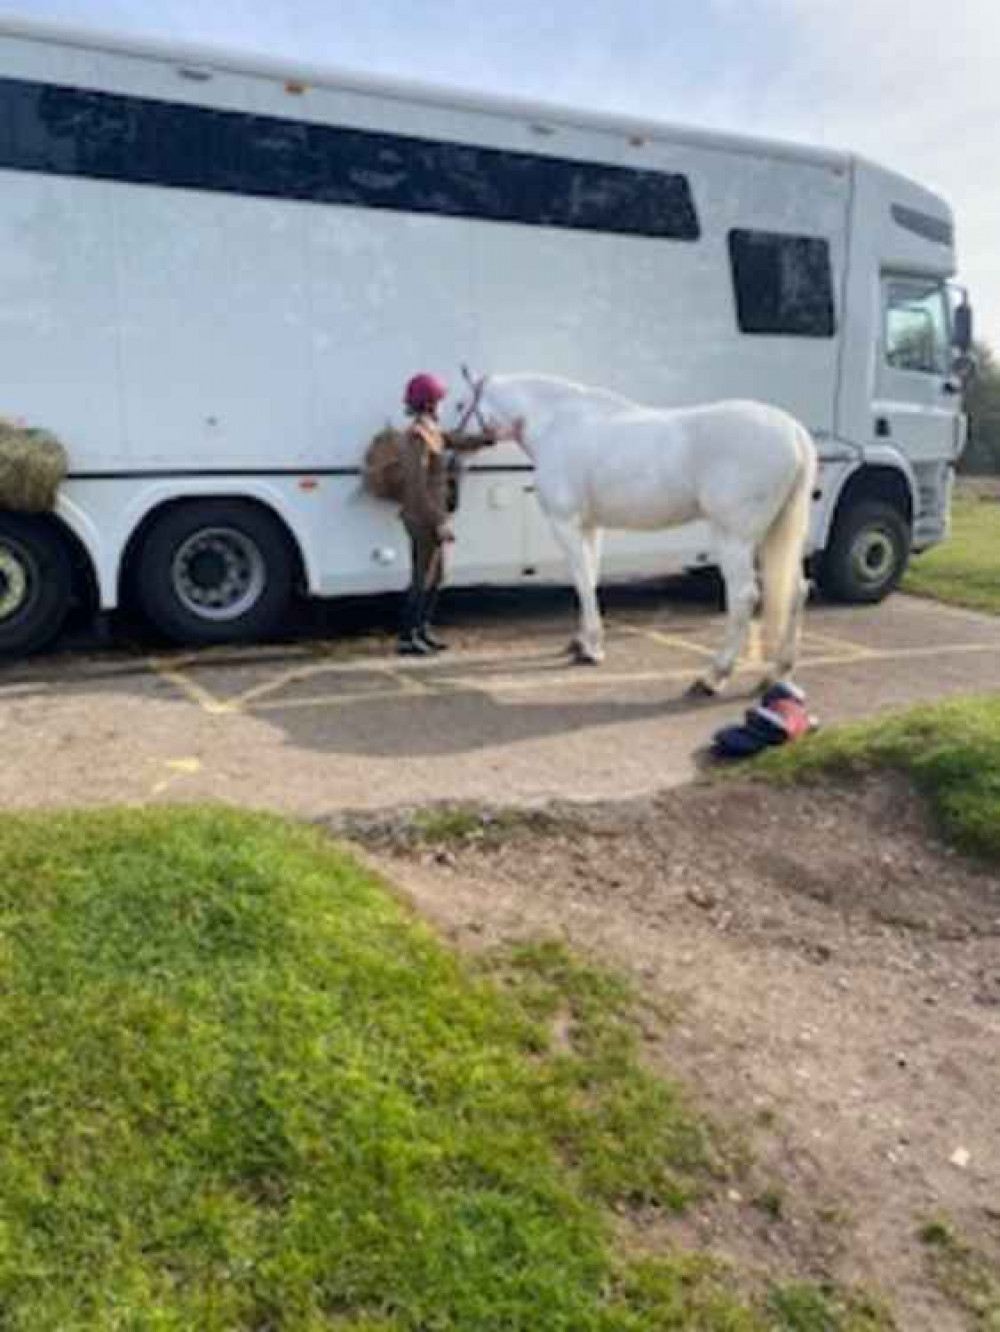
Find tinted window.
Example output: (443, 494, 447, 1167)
(0, 76, 700, 241)
(728, 229, 836, 336)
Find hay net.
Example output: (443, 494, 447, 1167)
(363, 425, 406, 503)
(0, 419, 68, 513)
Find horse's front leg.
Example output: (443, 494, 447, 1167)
(689, 538, 758, 697)
(550, 518, 605, 664)
(575, 526, 605, 660)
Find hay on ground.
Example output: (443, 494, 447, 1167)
(0, 420, 68, 513)
(363, 426, 405, 503)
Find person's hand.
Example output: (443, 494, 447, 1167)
(438, 523, 456, 544)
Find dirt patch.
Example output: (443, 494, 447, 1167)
(330, 776, 1000, 1330)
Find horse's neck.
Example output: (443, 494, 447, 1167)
(495, 379, 576, 443)
(501, 377, 632, 460)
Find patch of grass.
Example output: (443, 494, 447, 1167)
(919, 1216, 1000, 1327)
(767, 1283, 894, 1331)
(919, 1217, 956, 1247)
(410, 804, 554, 847)
(616, 1255, 764, 1330)
(490, 941, 720, 1209)
(759, 694, 1000, 861)
(904, 494, 1000, 615)
(411, 804, 485, 842)
(0, 805, 885, 1331)
(753, 1188, 786, 1222)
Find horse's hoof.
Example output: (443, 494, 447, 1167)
(686, 677, 719, 700)
(569, 641, 604, 666)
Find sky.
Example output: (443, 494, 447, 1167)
(11, 0, 1000, 347)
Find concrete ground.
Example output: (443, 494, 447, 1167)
(1, 582, 998, 815)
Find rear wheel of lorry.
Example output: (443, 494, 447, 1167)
(136, 501, 295, 647)
(0, 515, 73, 657)
(817, 499, 911, 604)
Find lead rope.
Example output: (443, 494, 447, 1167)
(447, 366, 489, 511)
(456, 364, 489, 434)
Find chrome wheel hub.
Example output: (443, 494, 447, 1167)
(171, 527, 265, 622)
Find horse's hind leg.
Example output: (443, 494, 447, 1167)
(551, 518, 605, 664)
(690, 538, 758, 696)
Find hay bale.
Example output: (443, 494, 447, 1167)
(0, 419, 68, 513)
(363, 426, 405, 503)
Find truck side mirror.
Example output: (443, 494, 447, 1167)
(953, 299, 973, 352)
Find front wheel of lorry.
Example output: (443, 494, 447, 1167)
(816, 499, 911, 604)
(0, 515, 74, 657)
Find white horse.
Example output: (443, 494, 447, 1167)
(468, 372, 817, 696)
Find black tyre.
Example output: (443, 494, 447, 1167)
(0, 515, 73, 657)
(817, 499, 911, 604)
(137, 501, 295, 646)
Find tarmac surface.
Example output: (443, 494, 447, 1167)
(2, 582, 997, 814)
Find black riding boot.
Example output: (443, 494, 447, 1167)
(419, 588, 448, 652)
(398, 590, 433, 656)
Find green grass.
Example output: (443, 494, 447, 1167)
(918, 1217, 1000, 1328)
(0, 807, 885, 1330)
(753, 1188, 786, 1222)
(409, 805, 554, 847)
(766, 1283, 894, 1332)
(904, 494, 1000, 614)
(759, 693, 1000, 861)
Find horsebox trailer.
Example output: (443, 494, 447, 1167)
(0, 14, 972, 653)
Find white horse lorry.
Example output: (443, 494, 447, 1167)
(0, 15, 973, 655)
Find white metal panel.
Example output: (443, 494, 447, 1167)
(307, 208, 477, 461)
(89, 47, 255, 113)
(113, 187, 313, 467)
(0, 29, 98, 83)
(0, 172, 123, 463)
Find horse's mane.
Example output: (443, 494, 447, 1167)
(491, 373, 637, 414)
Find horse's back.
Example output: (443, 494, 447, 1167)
(675, 398, 806, 437)
(679, 399, 812, 471)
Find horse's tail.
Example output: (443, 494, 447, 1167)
(760, 426, 817, 674)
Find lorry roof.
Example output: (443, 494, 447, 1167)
(0, 10, 855, 172)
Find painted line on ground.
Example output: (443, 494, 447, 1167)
(801, 629, 877, 660)
(131, 629, 1000, 718)
(240, 640, 998, 714)
(611, 619, 718, 659)
(144, 657, 233, 715)
(150, 756, 204, 797)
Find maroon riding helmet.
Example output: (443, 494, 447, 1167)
(405, 373, 448, 413)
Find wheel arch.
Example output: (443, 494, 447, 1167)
(117, 486, 312, 608)
(817, 453, 917, 551)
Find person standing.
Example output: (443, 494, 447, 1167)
(397, 373, 497, 656)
